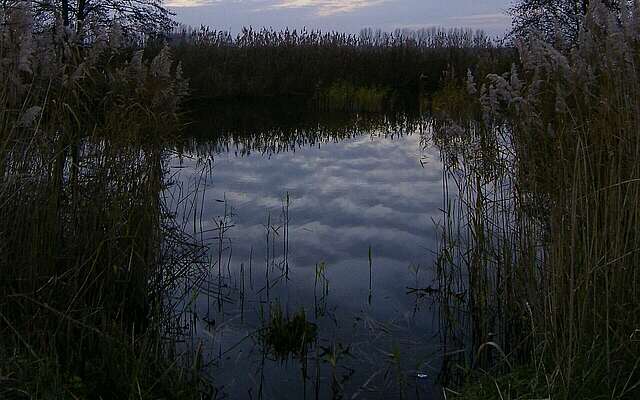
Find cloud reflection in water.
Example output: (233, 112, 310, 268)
(171, 111, 445, 398)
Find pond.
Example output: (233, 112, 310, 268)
(167, 102, 447, 399)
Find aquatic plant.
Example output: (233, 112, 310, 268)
(263, 303, 318, 360)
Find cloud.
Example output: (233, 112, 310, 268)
(448, 13, 511, 26)
(166, 0, 218, 7)
(169, 0, 514, 35)
(173, 129, 444, 273)
(268, 0, 389, 17)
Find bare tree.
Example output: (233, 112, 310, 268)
(21, 0, 173, 38)
(509, 0, 623, 44)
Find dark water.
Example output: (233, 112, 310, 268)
(168, 104, 446, 399)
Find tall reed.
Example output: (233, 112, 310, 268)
(433, 3, 640, 399)
(0, 6, 206, 398)
(169, 26, 515, 101)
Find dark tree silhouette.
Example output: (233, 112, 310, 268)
(509, 0, 622, 44)
(24, 0, 174, 36)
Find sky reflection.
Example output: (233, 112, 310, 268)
(170, 114, 446, 398)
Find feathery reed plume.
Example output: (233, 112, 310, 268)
(434, 2, 640, 398)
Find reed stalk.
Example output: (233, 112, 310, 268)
(433, 4, 640, 398)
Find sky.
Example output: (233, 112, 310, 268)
(168, 0, 514, 37)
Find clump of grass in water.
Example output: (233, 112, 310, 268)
(263, 303, 318, 360)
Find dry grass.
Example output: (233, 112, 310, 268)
(433, 3, 640, 399)
(0, 8, 208, 399)
(170, 26, 515, 101)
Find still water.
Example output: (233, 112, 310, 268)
(168, 105, 446, 399)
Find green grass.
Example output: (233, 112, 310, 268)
(315, 81, 391, 112)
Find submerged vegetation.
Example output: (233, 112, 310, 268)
(433, 3, 640, 399)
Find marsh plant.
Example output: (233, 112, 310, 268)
(0, 5, 208, 398)
(262, 303, 318, 361)
(434, 2, 640, 399)
(315, 81, 391, 112)
(170, 26, 515, 102)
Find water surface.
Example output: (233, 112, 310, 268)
(169, 106, 446, 399)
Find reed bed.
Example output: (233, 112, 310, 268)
(432, 3, 640, 399)
(0, 7, 208, 398)
(170, 26, 515, 103)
